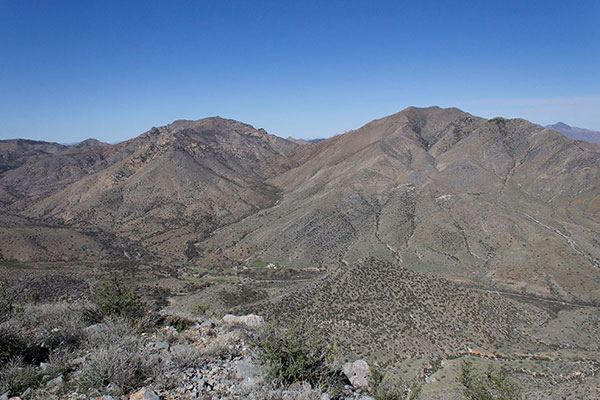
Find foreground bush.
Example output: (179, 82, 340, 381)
(460, 360, 521, 400)
(0, 326, 28, 364)
(9, 301, 93, 351)
(95, 274, 148, 320)
(370, 367, 421, 400)
(249, 321, 343, 393)
(77, 318, 161, 394)
(0, 357, 39, 395)
(0, 280, 13, 323)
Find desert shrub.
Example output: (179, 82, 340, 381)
(459, 360, 521, 400)
(0, 326, 28, 363)
(0, 357, 40, 395)
(170, 344, 205, 369)
(0, 280, 14, 323)
(10, 301, 90, 350)
(192, 302, 210, 315)
(249, 321, 343, 393)
(95, 274, 148, 320)
(370, 367, 421, 400)
(78, 318, 160, 394)
(164, 315, 193, 332)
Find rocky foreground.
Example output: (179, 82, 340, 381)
(1, 311, 377, 400)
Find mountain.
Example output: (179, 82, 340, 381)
(0, 117, 298, 260)
(2, 107, 600, 397)
(1, 107, 599, 303)
(196, 107, 600, 305)
(72, 138, 110, 148)
(546, 122, 600, 145)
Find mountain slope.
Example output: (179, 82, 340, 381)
(546, 122, 600, 145)
(0, 118, 298, 259)
(25, 118, 297, 258)
(195, 107, 600, 304)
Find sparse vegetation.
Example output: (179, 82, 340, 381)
(249, 321, 343, 394)
(459, 360, 521, 400)
(192, 302, 211, 315)
(369, 366, 421, 400)
(169, 344, 204, 369)
(0, 279, 13, 323)
(95, 273, 148, 320)
(0, 357, 40, 395)
(164, 315, 193, 332)
(77, 318, 160, 395)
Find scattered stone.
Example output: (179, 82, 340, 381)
(343, 360, 370, 391)
(0, 393, 8, 400)
(200, 320, 215, 329)
(46, 375, 64, 388)
(154, 341, 170, 351)
(71, 355, 87, 366)
(129, 388, 159, 400)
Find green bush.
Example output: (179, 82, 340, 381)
(95, 274, 148, 320)
(0, 280, 13, 323)
(370, 367, 421, 400)
(164, 315, 193, 332)
(0, 327, 28, 364)
(459, 360, 521, 400)
(192, 302, 210, 315)
(249, 321, 343, 393)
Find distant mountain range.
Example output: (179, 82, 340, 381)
(546, 122, 600, 145)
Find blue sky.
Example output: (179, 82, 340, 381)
(1, 0, 599, 142)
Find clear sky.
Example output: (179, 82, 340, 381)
(1, 0, 599, 143)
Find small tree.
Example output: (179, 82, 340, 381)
(459, 360, 521, 400)
(95, 274, 148, 320)
(249, 321, 343, 393)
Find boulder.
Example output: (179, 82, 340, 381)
(154, 341, 170, 351)
(129, 388, 159, 400)
(222, 314, 264, 328)
(85, 323, 108, 334)
(233, 357, 261, 387)
(342, 359, 370, 391)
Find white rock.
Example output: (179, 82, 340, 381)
(222, 314, 264, 328)
(342, 359, 370, 390)
(129, 388, 159, 400)
(46, 375, 63, 387)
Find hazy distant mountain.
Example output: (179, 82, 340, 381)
(286, 137, 326, 145)
(546, 122, 600, 145)
(72, 138, 110, 148)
